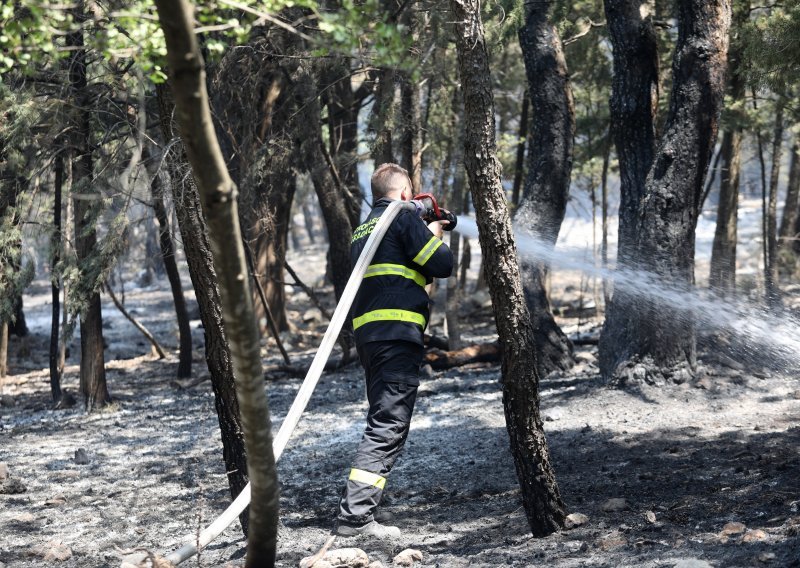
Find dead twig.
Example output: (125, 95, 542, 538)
(283, 261, 333, 321)
(103, 283, 166, 359)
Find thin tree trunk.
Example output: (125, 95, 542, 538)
(146, 147, 193, 378)
(67, 1, 110, 410)
(104, 283, 167, 359)
(445, 114, 466, 350)
(511, 94, 529, 208)
(50, 150, 65, 404)
(778, 138, 800, 254)
(701, 145, 723, 209)
(517, 2, 576, 377)
(400, 72, 422, 194)
(450, 0, 566, 536)
(766, 100, 784, 308)
(293, 66, 354, 304)
(708, 0, 749, 295)
(709, 128, 743, 293)
(600, 127, 611, 307)
(368, 69, 396, 167)
(0, 322, 7, 378)
(323, 60, 363, 227)
(155, 0, 278, 564)
(60, 164, 73, 375)
(156, 82, 250, 531)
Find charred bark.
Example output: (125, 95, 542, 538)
(517, 2, 576, 377)
(322, 60, 363, 227)
(155, 0, 279, 562)
(450, 0, 566, 536)
(67, 1, 110, 411)
(368, 69, 396, 167)
(511, 94, 529, 208)
(400, 74, 423, 194)
(145, 146, 193, 378)
(613, 0, 731, 384)
(49, 150, 65, 404)
(155, 82, 250, 530)
(765, 100, 784, 308)
(292, 66, 354, 305)
(778, 138, 800, 258)
(599, 0, 660, 379)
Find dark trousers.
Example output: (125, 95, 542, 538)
(337, 340, 423, 525)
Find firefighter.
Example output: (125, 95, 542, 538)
(334, 163, 454, 539)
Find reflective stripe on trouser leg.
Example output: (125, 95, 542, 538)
(337, 343, 422, 525)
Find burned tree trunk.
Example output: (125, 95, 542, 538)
(211, 26, 302, 334)
(599, 0, 660, 379)
(766, 100, 784, 308)
(155, 0, 279, 563)
(144, 146, 193, 378)
(67, 2, 110, 410)
(709, 0, 749, 296)
(368, 69, 396, 167)
(450, 0, 566, 536)
(323, 60, 364, 227)
(49, 149, 65, 404)
(155, 83, 250, 529)
(612, 0, 732, 384)
(778, 138, 800, 257)
(293, 66, 354, 304)
(517, 2, 576, 377)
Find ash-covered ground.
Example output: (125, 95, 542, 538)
(2, 254, 800, 567)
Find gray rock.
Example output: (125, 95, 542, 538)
(602, 498, 629, 512)
(0, 477, 26, 494)
(543, 409, 564, 422)
(393, 549, 423, 566)
(673, 560, 713, 568)
(74, 448, 90, 465)
(565, 512, 589, 528)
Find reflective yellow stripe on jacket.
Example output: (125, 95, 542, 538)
(349, 468, 386, 489)
(412, 236, 443, 266)
(364, 263, 426, 287)
(352, 309, 426, 330)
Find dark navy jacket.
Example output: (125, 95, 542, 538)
(351, 198, 454, 346)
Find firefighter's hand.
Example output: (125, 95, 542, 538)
(427, 220, 449, 238)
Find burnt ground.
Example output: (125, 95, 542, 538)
(1, 257, 800, 568)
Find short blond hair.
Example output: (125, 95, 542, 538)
(371, 163, 410, 200)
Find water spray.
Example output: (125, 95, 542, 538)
(456, 215, 800, 363)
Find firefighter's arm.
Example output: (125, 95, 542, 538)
(403, 213, 454, 279)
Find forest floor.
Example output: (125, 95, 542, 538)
(1, 244, 800, 568)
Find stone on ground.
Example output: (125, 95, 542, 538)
(27, 540, 72, 561)
(392, 549, 423, 566)
(720, 521, 747, 536)
(301, 548, 369, 568)
(673, 560, 713, 568)
(601, 498, 629, 512)
(564, 512, 589, 528)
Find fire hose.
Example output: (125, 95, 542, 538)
(148, 196, 454, 566)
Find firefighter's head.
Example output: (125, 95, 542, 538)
(371, 162, 412, 202)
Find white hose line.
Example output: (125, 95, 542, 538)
(163, 200, 413, 566)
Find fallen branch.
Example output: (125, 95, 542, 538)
(104, 284, 167, 359)
(424, 341, 500, 370)
(243, 239, 291, 366)
(264, 348, 358, 379)
(284, 260, 332, 321)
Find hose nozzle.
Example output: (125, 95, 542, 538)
(411, 193, 458, 231)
